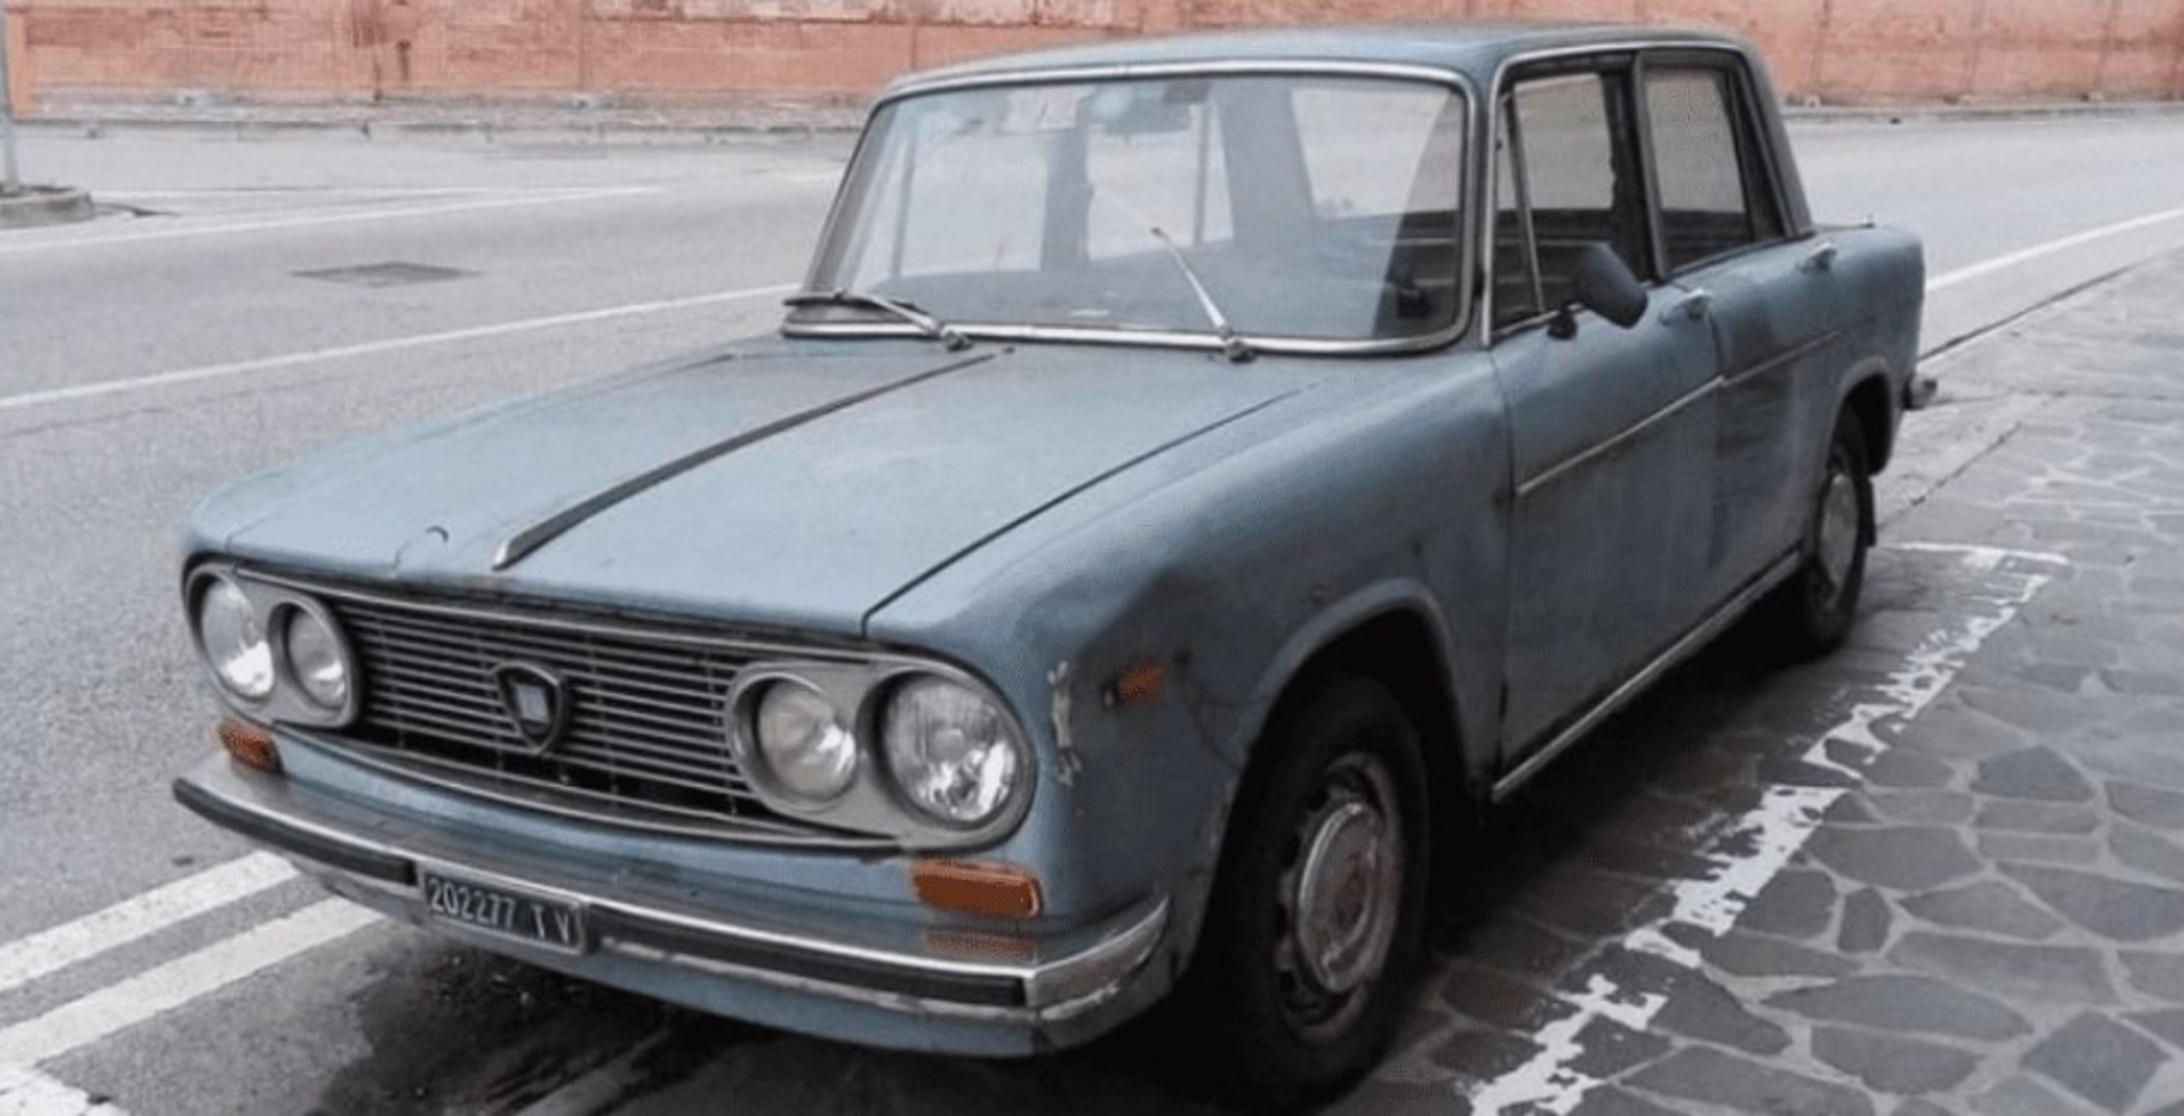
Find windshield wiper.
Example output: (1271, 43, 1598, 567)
(785, 289, 971, 352)
(1146, 226, 1254, 363)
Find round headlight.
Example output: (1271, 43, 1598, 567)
(752, 680, 858, 802)
(196, 577, 273, 700)
(881, 676, 1021, 828)
(282, 607, 350, 709)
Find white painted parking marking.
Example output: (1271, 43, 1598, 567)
(1925, 203, 2184, 293)
(0, 854, 295, 998)
(0, 282, 797, 415)
(0, 1065, 130, 1115)
(0, 899, 377, 1067)
(1465, 544, 2064, 1115)
(0, 186, 658, 258)
(1887, 540, 2071, 572)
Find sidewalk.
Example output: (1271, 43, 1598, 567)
(0, 184, 92, 229)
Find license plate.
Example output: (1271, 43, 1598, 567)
(420, 869, 587, 954)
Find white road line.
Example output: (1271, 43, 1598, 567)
(0, 899, 377, 1068)
(0, 1064, 130, 1115)
(1464, 543, 2063, 1115)
(95, 187, 563, 200)
(0, 282, 797, 415)
(0, 854, 295, 998)
(0, 187, 658, 258)
(1925, 203, 2184, 293)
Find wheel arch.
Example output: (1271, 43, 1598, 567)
(1220, 582, 1476, 862)
(1842, 362, 1899, 476)
(1169, 584, 1472, 987)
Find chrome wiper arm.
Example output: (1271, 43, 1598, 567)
(785, 289, 971, 352)
(1147, 227, 1254, 363)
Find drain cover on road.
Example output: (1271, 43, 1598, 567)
(293, 262, 475, 288)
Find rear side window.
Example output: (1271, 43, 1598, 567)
(1492, 70, 1651, 329)
(1644, 66, 1785, 271)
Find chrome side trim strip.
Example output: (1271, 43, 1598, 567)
(1722, 327, 1845, 389)
(1514, 374, 1721, 500)
(491, 352, 994, 570)
(1490, 549, 1801, 802)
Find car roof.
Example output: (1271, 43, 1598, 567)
(884, 22, 1750, 97)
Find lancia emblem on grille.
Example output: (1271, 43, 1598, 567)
(490, 662, 570, 753)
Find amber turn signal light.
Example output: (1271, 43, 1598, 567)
(911, 859, 1043, 919)
(217, 716, 281, 774)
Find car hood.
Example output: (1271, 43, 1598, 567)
(200, 341, 1317, 636)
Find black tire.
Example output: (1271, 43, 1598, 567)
(1175, 675, 1431, 1112)
(1757, 409, 1874, 660)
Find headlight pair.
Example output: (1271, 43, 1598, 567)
(189, 570, 356, 723)
(734, 667, 1030, 840)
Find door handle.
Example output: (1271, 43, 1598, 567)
(1661, 289, 1712, 324)
(1800, 241, 1840, 273)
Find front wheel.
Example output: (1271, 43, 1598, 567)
(1757, 410, 1873, 659)
(1176, 675, 1430, 1111)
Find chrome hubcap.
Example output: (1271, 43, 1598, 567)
(1815, 468, 1860, 597)
(1276, 753, 1403, 1038)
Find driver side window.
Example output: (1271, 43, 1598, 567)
(1493, 68, 1652, 330)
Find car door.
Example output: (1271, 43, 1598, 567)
(1639, 53, 1850, 600)
(1489, 60, 1726, 765)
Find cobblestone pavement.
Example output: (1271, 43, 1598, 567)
(1327, 253, 2184, 1115)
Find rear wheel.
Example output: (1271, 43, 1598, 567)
(1758, 410, 1873, 659)
(1177, 675, 1430, 1111)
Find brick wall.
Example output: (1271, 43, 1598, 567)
(6, 0, 2184, 115)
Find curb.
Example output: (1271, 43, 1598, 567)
(0, 186, 95, 229)
(20, 113, 866, 147)
(1786, 99, 2184, 125)
(11, 95, 2181, 145)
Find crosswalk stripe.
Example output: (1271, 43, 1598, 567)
(0, 855, 296, 998)
(0, 899, 378, 1067)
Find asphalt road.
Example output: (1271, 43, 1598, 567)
(3, 110, 2184, 1115)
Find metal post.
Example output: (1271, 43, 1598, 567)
(0, 0, 20, 194)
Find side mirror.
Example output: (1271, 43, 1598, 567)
(1551, 243, 1649, 338)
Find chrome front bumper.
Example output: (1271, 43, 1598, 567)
(173, 755, 1169, 1041)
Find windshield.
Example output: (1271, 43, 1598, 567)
(796, 73, 1470, 348)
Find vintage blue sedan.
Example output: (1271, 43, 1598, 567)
(174, 21, 1923, 1106)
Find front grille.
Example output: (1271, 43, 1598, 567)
(317, 591, 824, 838)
